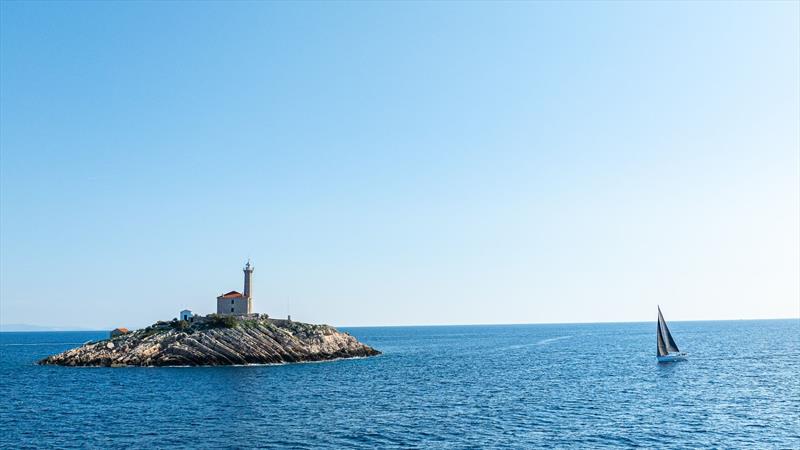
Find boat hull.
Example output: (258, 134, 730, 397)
(657, 353, 687, 363)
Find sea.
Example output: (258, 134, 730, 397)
(1, 320, 798, 449)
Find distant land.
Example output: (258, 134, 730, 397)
(0, 323, 95, 332)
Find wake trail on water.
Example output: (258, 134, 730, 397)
(536, 336, 573, 345)
(499, 335, 573, 351)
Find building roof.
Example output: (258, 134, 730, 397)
(113, 327, 129, 333)
(219, 291, 243, 298)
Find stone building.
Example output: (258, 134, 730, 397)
(216, 261, 254, 315)
(180, 310, 193, 321)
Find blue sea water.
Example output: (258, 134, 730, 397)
(1, 320, 798, 449)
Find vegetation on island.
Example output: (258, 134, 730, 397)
(207, 314, 238, 329)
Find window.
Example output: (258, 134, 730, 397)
(231, 299, 234, 304)
(231, 307, 234, 313)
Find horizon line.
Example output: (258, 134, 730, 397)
(335, 316, 800, 328)
(2, 316, 798, 332)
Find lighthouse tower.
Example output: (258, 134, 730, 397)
(243, 260, 254, 300)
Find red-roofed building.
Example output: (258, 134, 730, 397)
(216, 261, 254, 315)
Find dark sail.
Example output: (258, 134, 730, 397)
(657, 319, 668, 356)
(657, 307, 680, 355)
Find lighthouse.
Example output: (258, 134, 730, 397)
(216, 260, 255, 315)
(243, 259, 253, 301)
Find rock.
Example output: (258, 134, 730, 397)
(38, 315, 381, 367)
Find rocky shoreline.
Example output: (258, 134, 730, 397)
(38, 315, 380, 367)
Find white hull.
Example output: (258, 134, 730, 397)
(657, 352, 687, 363)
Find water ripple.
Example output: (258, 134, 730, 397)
(1, 320, 798, 448)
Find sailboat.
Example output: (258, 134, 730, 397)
(657, 306, 687, 363)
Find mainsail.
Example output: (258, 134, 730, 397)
(657, 307, 680, 356)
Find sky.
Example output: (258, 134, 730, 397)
(1, 1, 798, 329)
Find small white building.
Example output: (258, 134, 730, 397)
(180, 309, 193, 321)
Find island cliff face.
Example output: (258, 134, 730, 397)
(38, 315, 380, 367)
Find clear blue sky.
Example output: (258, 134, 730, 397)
(1, 2, 798, 329)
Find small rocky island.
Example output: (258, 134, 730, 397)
(38, 315, 380, 367)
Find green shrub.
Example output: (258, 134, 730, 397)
(208, 314, 238, 329)
(238, 319, 260, 329)
(172, 320, 190, 330)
